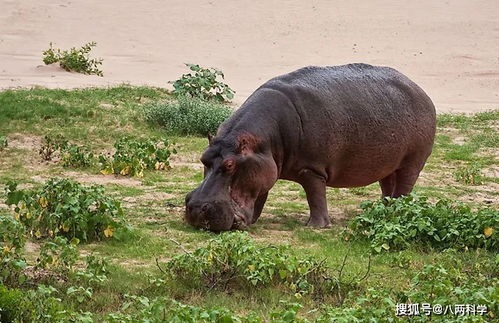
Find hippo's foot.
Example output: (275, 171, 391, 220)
(306, 215, 331, 228)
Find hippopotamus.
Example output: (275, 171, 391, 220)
(185, 63, 436, 231)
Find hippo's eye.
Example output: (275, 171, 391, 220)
(223, 158, 236, 173)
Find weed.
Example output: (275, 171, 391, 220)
(0, 214, 27, 286)
(99, 136, 176, 177)
(43, 42, 103, 76)
(61, 145, 94, 168)
(37, 236, 79, 273)
(162, 232, 363, 300)
(5, 178, 126, 242)
(170, 63, 235, 102)
(454, 162, 484, 185)
(66, 286, 93, 304)
(0, 136, 7, 150)
(348, 194, 498, 252)
(39, 134, 68, 161)
(145, 95, 232, 136)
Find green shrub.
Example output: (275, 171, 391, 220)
(454, 163, 484, 185)
(320, 263, 497, 322)
(105, 295, 255, 323)
(0, 284, 83, 323)
(42, 42, 103, 76)
(0, 285, 26, 323)
(75, 254, 110, 285)
(39, 134, 93, 168)
(39, 134, 68, 161)
(99, 136, 175, 177)
(37, 237, 79, 273)
(163, 232, 352, 298)
(5, 178, 126, 242)
(145, 96, 232, 136)
(0, 214, 27, 286)
(348, 194, 498, 252)
(0, 136, 7, 151)
(170, 63, 235, 102)
(60, 145, 94, 168)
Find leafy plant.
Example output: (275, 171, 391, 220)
(105, 295, 258, 323)
(37, 236, 79, 272)
(60, 144, 94, 168)
(454, 162, 484, 185)
(39, 134, 93, 168)
(99, 136, 175, 177)
(0, 136, 7, 151)
(348, 194, 498, 252)
(75, 254, 110, 285)
(39, 134, 68, 161)
(5, 178, 126, 242)
(42, 42, 103, 76)
(162, 232, 359, 299)
(0, 214, 27, 286)
(145, 96, 232, 136)
(66, 286, 93, 304)
(170, 63, 235, 102)
(0, 284, 87, 323)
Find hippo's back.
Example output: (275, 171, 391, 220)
(257, 64, 436, 187)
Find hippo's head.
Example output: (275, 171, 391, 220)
(185, 133, 278, 231)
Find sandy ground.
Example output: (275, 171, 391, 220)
(0, 0, 498, 113)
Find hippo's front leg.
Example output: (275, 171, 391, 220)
(298, 169, 331, 228)
(251, 192, 268, 223)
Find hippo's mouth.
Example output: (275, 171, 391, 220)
(230, 199, 249, 230)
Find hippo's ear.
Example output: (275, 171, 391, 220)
(207, 133, 214, 145)
(236, 133, 260, 156)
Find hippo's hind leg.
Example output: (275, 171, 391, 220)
(379, 173, 397, 197)
(391, 156, 428, 197)
(251, 192, 268, 223)
(298, 169, 331, 228)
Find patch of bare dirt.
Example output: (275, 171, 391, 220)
(252, 229, 294, 244)
(170, 151, 200, 165)
(64, 171, 143, 187)
(440, 127, 466, 145)
(122, 192, 176, 208)
(22, 266, 67, 284)
(7, 133, 42, 151)
(117, 259, 150, 269)
(482, 165, 499, 178)
(170, 161, 203, 170)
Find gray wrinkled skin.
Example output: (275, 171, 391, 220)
(185, 63, 436, 231)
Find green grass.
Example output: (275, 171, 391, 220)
(0, 87, 497, 321)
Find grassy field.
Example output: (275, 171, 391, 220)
(0, 86, 497, 322)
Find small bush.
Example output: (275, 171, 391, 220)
(39, 134, 93, 168)
(321, 263, 497, 321)
(163, 232, 355, 298)
(37, 236, 79, 273)
(454, 162, 484, 185)
(39, 134, 68, 161)
(75, 254, 110, 285)
(105, 296, 252, 323)
(5, 178, 126, 242)
(43, 42, 103, 76)
(0, 214, 27, 286)
(0, 136, 7, 151)
(0, 284, 81, 323)
(170, 63, 235, 102)
(145, 96, 232, 136)
(60, 145, 94, 168)
(348, 194, 498, 252)
(99, 136, 175, 177)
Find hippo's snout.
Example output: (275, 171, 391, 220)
(185, 193, 236, 231)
